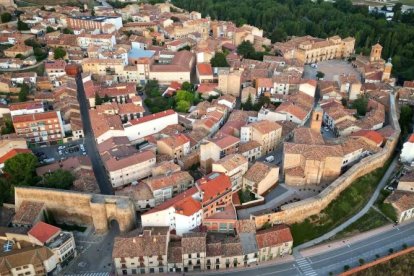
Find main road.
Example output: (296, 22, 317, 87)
(197, 221, 414, 276)
(75, 75, 114, 195)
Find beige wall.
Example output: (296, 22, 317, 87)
(15, 187, 136, 233)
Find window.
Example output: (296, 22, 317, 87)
(149, 268, 155, 273)
(122, 270, 127, 275)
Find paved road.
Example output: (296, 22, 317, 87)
(295, 156, 398, 252)
(75, 75, 113, 195)
(197, 221, 414, 276)
(0, 60, 45, 72)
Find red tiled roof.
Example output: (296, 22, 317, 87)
(197, 173, 232, 204)
(197, 63, 213, 76)
(12, 111, 59, 124)
(144, 186, 200, 216)
(28, 221, 60, 244)
(350, 130, 384, 145)
(256, 225, 293, 249)
(128, 109, 176, 126)
(0, 149, 32, 165)
(408, 134, 414, 143)
(9, 101, 43, 111)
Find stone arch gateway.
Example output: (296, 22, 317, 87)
(14, 187, 136, 233)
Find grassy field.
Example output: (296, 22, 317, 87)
(375, 189, 398, 222)
(290, 160, 392, 246)
(354, 251, 414, 276)
(333, 208, 390, 239)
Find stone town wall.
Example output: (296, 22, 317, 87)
(14, 187, 136, 233)
(252, 94, 400, 228)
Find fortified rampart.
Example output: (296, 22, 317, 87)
(252, 93, 401, 227)
(14, 187, 136, 233)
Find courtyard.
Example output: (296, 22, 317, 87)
(303, 59, 362, 82)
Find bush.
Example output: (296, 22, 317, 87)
(389, 248, 394, 254)
(1, 12, 12, 23)
(359, 258, 365, 265)
(344, 265, 350, 271)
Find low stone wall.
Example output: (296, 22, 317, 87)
(15, 187, 136, 233)
(252, 93, 401, 228)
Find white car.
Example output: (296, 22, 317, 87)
(58, 150, 63, 155)
(80, 144, 85, 151)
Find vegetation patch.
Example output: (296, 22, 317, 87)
(333, 208, 389, 239)
(290, 159, 392, 246)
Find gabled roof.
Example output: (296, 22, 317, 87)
(28, 222, 60, 244)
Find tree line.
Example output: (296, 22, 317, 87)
(172, 0, 414, 82)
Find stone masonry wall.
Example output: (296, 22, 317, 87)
(15, 187, 136, 233)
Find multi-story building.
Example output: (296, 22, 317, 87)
(67, 15, 123, 33)
(200, 134, 240, 173)
(123, 110, 179, 142)
(0, 242, 58, 276)
(149, 51, 195, 84)
(256, 225, 293, 262)
(77, 34, 116, 50)
(45, 60, 67, 80)
(141, 186, 203, 235)
(12, 111, 65, 145)
(90, 109, 124, 144)
(144, 171, 194, 205)
(240, 120, 282, 156)
(275, 35, 355, 64)
(197, 173, 233, 220)
(212, 154, 248, 190)
(401, 134, 414, 164)
(112, 227, 169, 275)
(156, 134, 191, 159)
(9, 101, 44, 117)
(28, 221, 77, 264)
(243, 162, 279, 196)
(82, 58, 125, 78)
(217, 68, 242, 97)
(103, 150, 156, 188)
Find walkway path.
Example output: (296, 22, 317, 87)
(294, 156, 398, 254)
(0, 60, 45, 72)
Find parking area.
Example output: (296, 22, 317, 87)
(32, 140, 87, 165)
(303, 60, 361, 82)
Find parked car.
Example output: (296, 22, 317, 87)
(265, 155, 275, 163)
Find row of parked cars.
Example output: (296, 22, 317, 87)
(58, 144, 86, 156)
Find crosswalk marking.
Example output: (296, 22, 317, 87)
(296, 257, 318, 276)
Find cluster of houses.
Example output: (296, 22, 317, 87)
(0, 0, 412, 275)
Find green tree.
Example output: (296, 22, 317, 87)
(17, 20, 29, 31)
(316, 71, 325, 79)
(15, 54, 24, 60)
(62, 28, 74, 34)
(18, 83, 29, 102)
(351, 95, 369, 116)
(103, 94, 111, 102)
(399, 105, 413, 138)
(210, 52, 229, 67)
(237, 40, 256, 59)
(1, 117, 15, 135)
(54, 47, 66, 60)
(95, 93, 103, 105)
(181, 81, 192, 91)
(3, 153, 38, 186)
(175, 90, 194, 103)
(145, 80, 160, 97)
(175, 100, 191, 112)
(46, 26, 55, 33)
(0, 178, 11, 205)
(242, 93, 254, 111)
(42, 169, 75, 190)
(1, 12, 12, 23)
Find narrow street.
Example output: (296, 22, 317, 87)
(75, 75, 113, 195)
